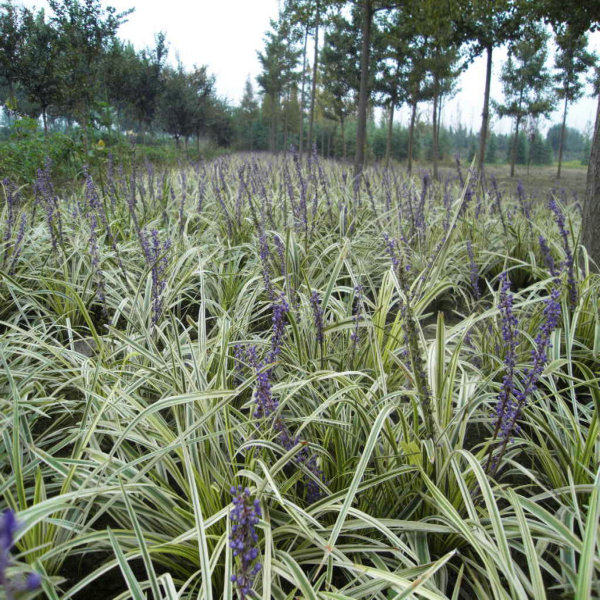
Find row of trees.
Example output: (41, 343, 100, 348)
(233, 86, 590, 168)
(254, 0, 597, 179)
(1, 0, 595, 174)
(0, 0, 232, 149)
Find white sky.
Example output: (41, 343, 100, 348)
(18, 0, 600, 136)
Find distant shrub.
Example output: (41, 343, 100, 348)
(0, 118, 227, 187)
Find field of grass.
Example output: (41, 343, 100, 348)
(426, 162, 589, 199)
(1, 153, 599, 599)
(482, 163, 589, 198)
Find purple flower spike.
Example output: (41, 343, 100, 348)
(253, 363, 278, 419)
(310, 291, 324, 346)
(229, 486, 262, 600)
(258, 233, 274, 300)
(492, 273, 519, 445)
(1, 509, 42, 595)
(140, 228, 171, 327)
(268, 294, 289, 365)
(539, 235, 557, 276)
(548, 196, 577, 308)
(489, 274, 561, 474)
(0, 510, 18, 570)
(383, 233, 400, 271)
(25, 572, 42, 590)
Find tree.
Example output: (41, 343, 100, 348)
(47, 0, 130, 148)
(425, 47, 461, 179)
(132, 33, 168, 139)
(188, 65, 216, 149)
(281, 83, 302, 149)
(354, 0, 375, 177)
(353, 0, 400, 176)
(534, 0, 600, 268)
(101, 39, 140, 130)
(0, 2, 27, 116)
(158, 63, 196, 146)
(257, 16, 301, 152)
(345, 0, 463, 176)
(206, 97, 234, 147)
(18, 8, 64, 132)
(101, 33, 168, 136)
(237, 76, 260, 149)
(455, 0, 521, 174)
(307, 0, 320, 153)
(584, 63, 600, 266)
(320, 13, 359, 159)
(547, 123, 588, 159)
(486, 131, 498, 163)
(494, 25, 554, 177)
(415, 0, 464, 179)
(284, 0, 325, 154)
(403, 26, 435, 173)
(298, 23, 309, 154)
(528, 126, 552, 165)
(376, 7, 411, 165)
(553, 27, 596, 177)
(405, 47, 432, 173)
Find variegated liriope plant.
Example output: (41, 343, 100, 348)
(0, 154, 598, 600)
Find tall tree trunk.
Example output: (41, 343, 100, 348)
(270, 119, 275, 153)
(340, 116, 346, 160)
(432, 76, 439, 180)
(478, 45, 493, 175)
(283, 91, 289, 152)
(299, 25, 309, 157)
(42, 108, 48, 135)
(386, 103, 394, 166)
(307, 0, 320, 153)
(557, 95, 569, 179)
(582, 93, 600, 269)
(331, 126, 336, 157)
(81, 107, 90, 156)
(270, 96, 279, 153)
(354, 0, 373, 179)
(7, 81, 15, 122)
(436, 94, 443, 169)
(408, 101, 417, 174)
(510, 116, 521, 178)
(437, 94, 443, 145)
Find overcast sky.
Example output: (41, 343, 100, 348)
(19, 0, 600, 135)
